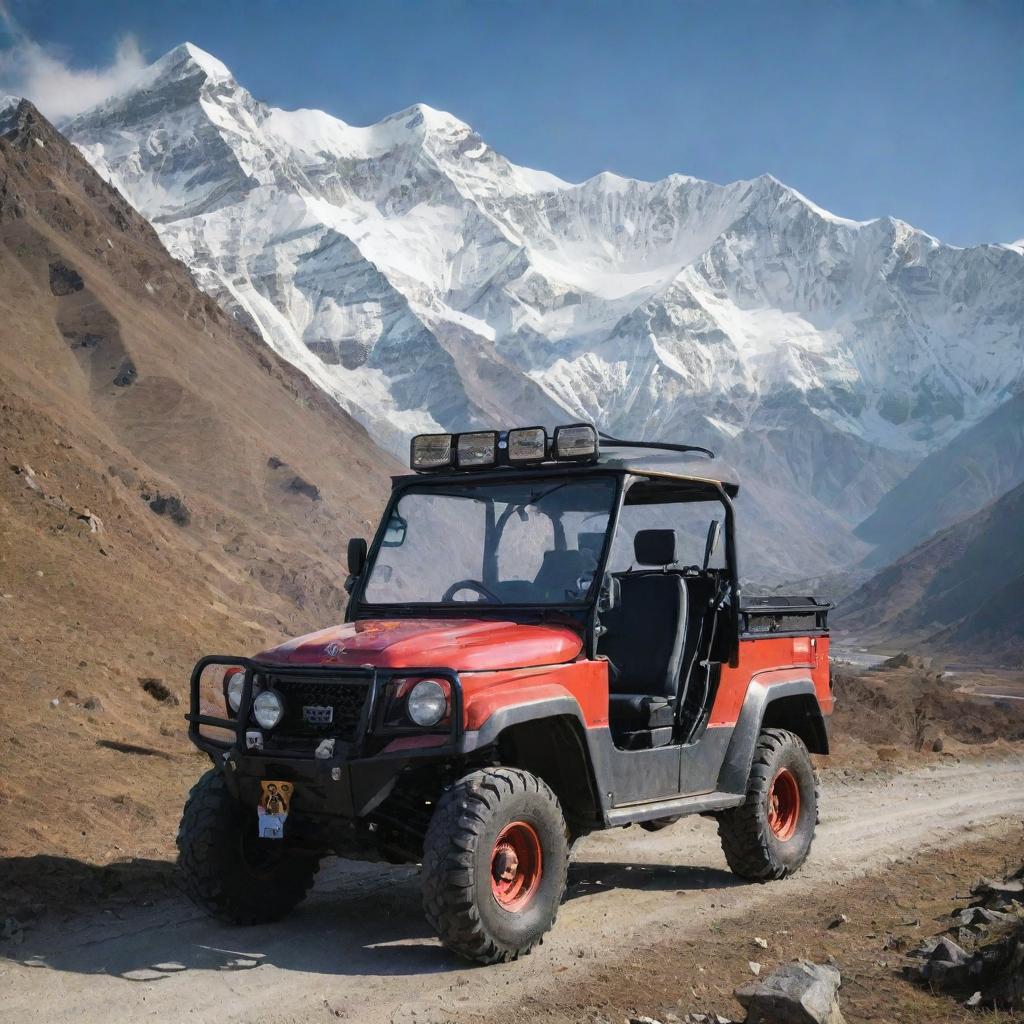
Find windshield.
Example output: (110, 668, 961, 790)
(362, 476, 618, 605)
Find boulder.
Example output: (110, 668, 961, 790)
(953, 906, 1016, 930)
(735, 960, 844, 1024)
(928, 936, 970, 965)
(917, 936, 974, 986)
(972, 878, 1024, 910)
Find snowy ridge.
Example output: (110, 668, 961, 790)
(61, 43, 1024, 578)
(0, 94, 23, 131)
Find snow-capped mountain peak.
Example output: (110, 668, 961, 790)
(61, 43, 1024, 579)
(170, 41, 232, 80)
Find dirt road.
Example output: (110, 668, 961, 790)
(3, 759, 1022, 1024)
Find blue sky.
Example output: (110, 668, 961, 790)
(1, 0, 1021, 246)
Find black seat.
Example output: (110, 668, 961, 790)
(599, 529, 687, 744)
(531, 548, 594, 603)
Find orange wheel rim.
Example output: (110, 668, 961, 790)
(767, 768, 801, 841)
(490, 821, 542, 911)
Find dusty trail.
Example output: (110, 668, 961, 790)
(2, 759, 1022, 1023)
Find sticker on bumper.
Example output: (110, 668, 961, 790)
(258, 780, 293, 840)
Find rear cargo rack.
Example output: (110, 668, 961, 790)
(739, 597, 831, 637)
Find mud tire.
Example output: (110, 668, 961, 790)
(421, 767, 569, 964)
(717, 728, 819, 881)
(176, 768, 320, 924)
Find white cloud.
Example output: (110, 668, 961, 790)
(0, 7, 146, 122)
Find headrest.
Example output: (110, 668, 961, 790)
(536, 548, 591, 576)
(633, 528, 677, 566)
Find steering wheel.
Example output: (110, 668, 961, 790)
(441, 579, 501, 603)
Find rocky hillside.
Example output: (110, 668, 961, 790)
(856, 392, 1024, 567)
(0, 99, 397, 861)
(61, 43, 1024, 581)
(835, 481, 1024, 666)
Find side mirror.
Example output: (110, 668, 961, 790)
(598, 573, 620, 613)
(381, 512, 408, 548)
(347, 537, 367, 576)
(702, 519, 722, 571)
(345, 537, 367, 595)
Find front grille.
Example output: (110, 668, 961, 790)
(262, 674, 370, 742)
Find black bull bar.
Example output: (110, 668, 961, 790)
(186, 654, 464, 760)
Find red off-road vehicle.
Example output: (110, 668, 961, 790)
(180, 425, 832, 964)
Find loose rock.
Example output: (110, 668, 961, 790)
(736, 960, 845, 1024)
(930, 936, 969, 963)
(954, 906, 1015, 930)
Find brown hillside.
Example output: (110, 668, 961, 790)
(834, 481, 1024, 667)
(0, 100, 398, 863)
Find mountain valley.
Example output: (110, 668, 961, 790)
(60, 43, 1024, 582)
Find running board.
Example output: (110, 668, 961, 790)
(606, 790, 745, 827)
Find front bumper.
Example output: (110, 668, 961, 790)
(186, 655, 464, 819)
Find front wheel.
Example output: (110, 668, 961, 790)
(421, 767, 569, 964)
(716, 728, 819, 881)
(176, 769, 320, 924)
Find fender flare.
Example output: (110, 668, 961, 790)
(716, 679, 826, 795)
(458, 696, 588, 754)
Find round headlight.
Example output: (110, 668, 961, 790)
(406, 679, 448, 727)
(253, 689, 284, 730)
(226, 670, 246, 713)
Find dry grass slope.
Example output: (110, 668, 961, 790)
(0, 101, 398, 863)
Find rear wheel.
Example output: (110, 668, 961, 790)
(176, 769, 320, 924)
(717, 728, 818, 881)
(421, 767, 569, 964)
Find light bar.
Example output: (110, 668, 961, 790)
(507, 426, 547, 464)
(410, 433, 453, 471)
(456, 431, 498, 468)
(553, 423, 599, 461)
(411, 424, 601, 471)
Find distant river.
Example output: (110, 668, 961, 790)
(828, 645, 889, 668)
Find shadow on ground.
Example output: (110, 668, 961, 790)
(0, 853, 742, 981)
(566, 860, 740, 901)
(0, 853, 179, 917)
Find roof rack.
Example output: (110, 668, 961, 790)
(597, 431, 715, 460)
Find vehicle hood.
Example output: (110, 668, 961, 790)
(254, 618, 583, 672)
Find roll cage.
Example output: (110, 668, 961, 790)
(346, 456, 744, 665)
